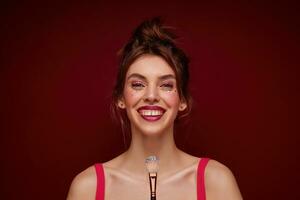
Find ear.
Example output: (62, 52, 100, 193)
(117, 97, 126, 109)
(178, 99, 187, 111)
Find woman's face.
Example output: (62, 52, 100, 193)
(118, 54, 187, 136)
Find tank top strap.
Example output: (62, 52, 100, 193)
(197, 158, 210, 200)
(94, 163, 105, 200)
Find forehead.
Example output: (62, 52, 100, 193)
(126, 55, 175, 79)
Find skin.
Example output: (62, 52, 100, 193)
(67, 54, 243, 200)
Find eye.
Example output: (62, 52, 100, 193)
(161, 83, 174, 91)
(131, 82, 145, 90)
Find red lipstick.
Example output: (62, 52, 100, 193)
(137, 106, 166, 122)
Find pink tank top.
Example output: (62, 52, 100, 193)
(94, 158, 210, 200)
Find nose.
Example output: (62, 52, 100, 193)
(143, 84, 160, 103)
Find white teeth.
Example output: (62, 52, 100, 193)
(140, 110, 163, 116)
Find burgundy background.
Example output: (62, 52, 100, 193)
(1, 1, 299, 199)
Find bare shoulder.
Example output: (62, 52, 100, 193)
(205, 159, 243, 200)
(66, 165, 97, 200)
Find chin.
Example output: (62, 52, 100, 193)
(140, 128, 165, 137)
(133, 122, 173, 137)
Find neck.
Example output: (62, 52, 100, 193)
(121, 125, 184, 178)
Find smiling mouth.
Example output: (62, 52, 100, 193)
(137, 106, 166, 122)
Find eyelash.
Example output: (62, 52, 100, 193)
(131, 82, 144, 89)
(130, 82, 174, 90)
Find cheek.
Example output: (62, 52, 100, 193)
(161, 90, 181, 107)
(123, 88, 142, 105)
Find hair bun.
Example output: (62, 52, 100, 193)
(132, 17, 177, 46)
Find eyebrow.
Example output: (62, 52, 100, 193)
(127, 73, 176, 81)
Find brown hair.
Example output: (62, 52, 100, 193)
(110, 17, 192, 147)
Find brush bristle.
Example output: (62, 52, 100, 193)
(145, 156, 159, 173)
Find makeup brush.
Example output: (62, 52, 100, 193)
(145, 156, 159, 200)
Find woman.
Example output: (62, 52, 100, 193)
(67, 17, 243, 200)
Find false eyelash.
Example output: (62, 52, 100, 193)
(131, 82, 145, 88)
(161, 83, 174, 88)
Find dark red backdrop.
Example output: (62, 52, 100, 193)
(1, 1, 299, 199)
